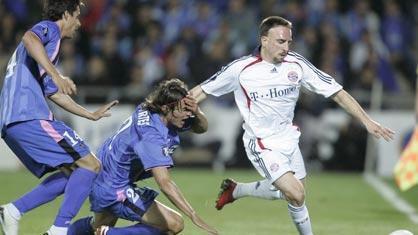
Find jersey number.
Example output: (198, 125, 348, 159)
(126, 188, 139, 203)
(63, 131, 82, 146)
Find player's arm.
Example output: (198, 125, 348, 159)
(182, 95, 208, 133)
(49, 92, 118, 121)
(151, 166, 218, 235)
(22, 31, 76, 95)
(331, 89, 394, 141)
(189, 85, 208, 103)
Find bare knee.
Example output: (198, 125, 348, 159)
(76, 154, 101, 173)
(285, 188, 305, 207)
(168, 214, 184, 234)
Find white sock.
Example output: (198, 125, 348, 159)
(232, 180, 285, 200)
(288, 203, 313, 235)
(6, 203, 22, 220)
(48, 225, 68, 235)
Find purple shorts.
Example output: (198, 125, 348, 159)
(90, 183, 158, 222)
(3, 119, 91, 178)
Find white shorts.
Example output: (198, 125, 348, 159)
(243, 131, 307, 184)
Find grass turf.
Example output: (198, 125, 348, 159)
(0, 169, 416, 235)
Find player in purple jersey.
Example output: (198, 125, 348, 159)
(68, 79, 218, 235)
(0, 1, 118, 235)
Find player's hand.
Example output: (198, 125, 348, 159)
(182, 95, 199, 114)
(365, 119, 395, 141)
(53, 74, 77, 95)
(90, 100, 119, 121)
(190, 213, 219, 235)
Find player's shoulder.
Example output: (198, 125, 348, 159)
(285, 51, 316, 70)
(30, 20, 60, 38)
(134, 107, 165, 136)
(32, 20, 58, 30)
(285, 51, 308, 62)
(224, 54, 259, 70)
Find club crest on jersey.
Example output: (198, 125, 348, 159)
(162, 145, 179, 157)
(42, 27, 48, 36)
(287, 71, 299, 83)
(270, 163, 280, 172)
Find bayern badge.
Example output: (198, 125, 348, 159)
(287, 71, 299, 83)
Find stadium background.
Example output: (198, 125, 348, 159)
(0, 0, 417, 234)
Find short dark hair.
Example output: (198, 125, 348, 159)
(142, 78, 188, 115)
(259, 16, 292, 37)
(42, 0, 81, 21)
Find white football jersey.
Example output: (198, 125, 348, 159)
(201, 50, 342, 139)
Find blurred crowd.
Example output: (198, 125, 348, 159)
(0, 0, 417, 101)
(0, 0, 417, 170)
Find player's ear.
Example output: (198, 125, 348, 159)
(63, 11, 70, 21)
(261, 35, 268, 46)
(161, 105, 169, 114)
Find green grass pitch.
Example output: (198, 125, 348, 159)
(0, 169, 417, 235)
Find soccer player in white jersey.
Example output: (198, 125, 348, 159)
(190, 16, 395, 235)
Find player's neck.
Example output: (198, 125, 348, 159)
(260, 49, 280, 65)
(159, 114, 169, 126)
(55, 20, 65, 39)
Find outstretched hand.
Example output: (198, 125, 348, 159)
(90, 100, 119, 121)
(190, 213, 219, 235)
(365, 119, 395, 141)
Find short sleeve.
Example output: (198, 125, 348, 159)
(200, 58, 244, 96)
(30, 21, 60, 44)
(291, 52, 343, 98)
(133, 126, 173, 170)
(43, 75, 59, 96)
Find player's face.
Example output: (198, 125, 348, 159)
(62, 6, 81, 38)
(261, 26, 292, 63)
(168, 101, 191, 128)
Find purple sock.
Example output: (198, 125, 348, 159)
(54, 167, 97, 227)
(13, 172, 67, 214)
(67, 216, 93, 235)
(107, 224, 165, 235)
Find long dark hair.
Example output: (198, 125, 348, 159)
(42, 0, 81, 21)
(142, 78, 188, 115)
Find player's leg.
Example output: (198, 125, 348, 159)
(2, 120, 99, 235)
(1, 122, 77, 235)
(272, 145, 313, 235)
(96, 201, 182, 235)
(39, 120, 100, 234)
(68, 211, 118, 235)
(215, 136, 287, 210)
(274, 173, 312, 235)
(140, 201, 184, 234)
(0, 170, 69, 235)
(96, 187, 178, 235)
(49, 153, 100, 234)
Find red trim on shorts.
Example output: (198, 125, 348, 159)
(257, 138, 271, 151)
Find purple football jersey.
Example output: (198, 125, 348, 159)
(0, 20, 61, 134)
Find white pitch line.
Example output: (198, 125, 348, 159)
(364, 173, 418, 224)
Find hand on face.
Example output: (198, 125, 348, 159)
(182, 95, 199, 114)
